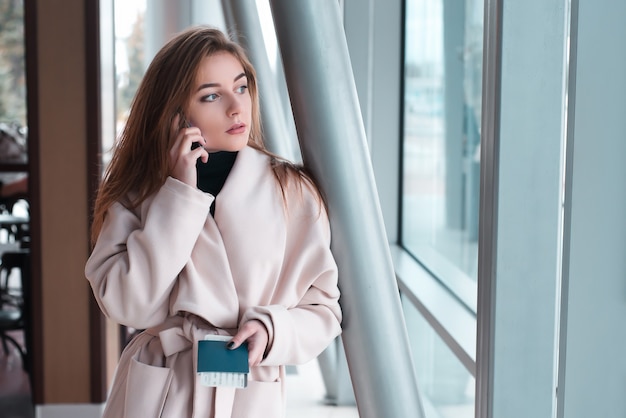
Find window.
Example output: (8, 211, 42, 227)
(0, 0, 26, 129)
(0, 0, 28, 217)
(401, 0, 483, 311)
(107, 0, 146, 167)
(114, 0, 146, 130)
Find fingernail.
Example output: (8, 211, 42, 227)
(227, 341, 235, 349)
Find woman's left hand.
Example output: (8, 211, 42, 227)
(228, 320, 269, 367)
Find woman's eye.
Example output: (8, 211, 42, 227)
(236, 85, 248, 94)
(202, 93, 219, 102)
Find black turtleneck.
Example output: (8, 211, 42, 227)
(196, 151, 238, 216)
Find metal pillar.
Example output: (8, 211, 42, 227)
(222, 0, 299, 161)
(144, 0, 192, 65)
(269, 1, 424, 417)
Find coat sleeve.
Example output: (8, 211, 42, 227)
(85, 177, 213, 329)
(241, 186, 342, 366)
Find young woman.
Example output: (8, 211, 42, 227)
(85, 26, 342, 418)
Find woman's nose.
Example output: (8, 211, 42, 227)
(227, 94, 242, 116)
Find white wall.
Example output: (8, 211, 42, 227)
(487, 0, 569, 416)
(558, 1, 626, 417)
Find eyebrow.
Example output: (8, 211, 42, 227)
(196, 73, 247, 92)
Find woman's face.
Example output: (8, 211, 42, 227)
(185, 52, 252, 153)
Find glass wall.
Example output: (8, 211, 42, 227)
(401, 0, 483, 310)
(400, 1, 483, 415)
(0, 0, 26, 128)
(108, 0, 146, 167)
(0, 0, 28, 215)
(403, 294, 474, 417)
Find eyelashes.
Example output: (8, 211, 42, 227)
(199, 85, 249, 103)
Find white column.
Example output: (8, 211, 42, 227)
(222, 0, 299, 161)
(343, 0, 402, 243)
(269, 1, 424, 417)
(144, 0, 192, 64)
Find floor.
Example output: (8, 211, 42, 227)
(0, 329, 358, 418)
(0, 331, 34, 418)
(286, 360, 359, 418)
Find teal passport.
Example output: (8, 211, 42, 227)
(197, 339, 249, 374)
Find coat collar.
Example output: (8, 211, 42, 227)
(213, 145, 272, 221)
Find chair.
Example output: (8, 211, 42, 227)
(0, 250, 30, 372)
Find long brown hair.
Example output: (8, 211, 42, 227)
(90, 26, 321, 246)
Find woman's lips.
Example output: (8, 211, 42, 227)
(227, 123, 246, 134)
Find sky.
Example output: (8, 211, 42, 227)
(114, 0, 146, 38)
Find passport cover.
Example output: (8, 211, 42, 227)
(197, 338, 249, 374)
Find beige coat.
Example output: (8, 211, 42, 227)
(85, 146, 342, 418)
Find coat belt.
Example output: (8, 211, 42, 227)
(146, 314, 239, 418)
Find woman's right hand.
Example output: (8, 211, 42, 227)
(168, 114, 208, 187)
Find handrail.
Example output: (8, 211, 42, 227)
(391, 244, 477, 377)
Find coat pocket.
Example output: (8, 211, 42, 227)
(231, 380, 284, 418)
(124, 358, 173, 418)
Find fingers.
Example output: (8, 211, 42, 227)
(168, 120, 208, 185)
(174, 126, 205, 155)
(229, 320, 269, 367)
(170, 113, 206, 152)
(228, 320, 260, 349)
